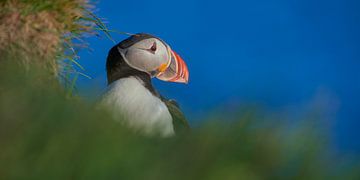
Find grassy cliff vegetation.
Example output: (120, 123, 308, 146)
(0, 0, 108, 88)
(0, 1, 359, 179)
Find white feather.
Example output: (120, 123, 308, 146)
(100, 76, 174, 137)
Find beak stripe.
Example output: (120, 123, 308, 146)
(155, 45, 189, 84)
(169, 51, 189, 83)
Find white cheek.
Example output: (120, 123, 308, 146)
(157, 43, 170, 64)
(126, 49, 161, 71)
(159, 52, 168, 63)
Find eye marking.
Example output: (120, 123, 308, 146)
(137, 41, 157, 54)
(150, 42, 157, 52)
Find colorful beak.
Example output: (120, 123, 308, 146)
(156, 49, 189, 84)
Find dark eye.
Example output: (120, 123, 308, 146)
(150, 42, 157, 52)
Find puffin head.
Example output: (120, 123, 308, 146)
(106, 33, 189, 85)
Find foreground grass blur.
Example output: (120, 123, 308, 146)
(0, 63, 359, 179)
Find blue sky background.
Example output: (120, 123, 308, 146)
(77, 0, 360, 154)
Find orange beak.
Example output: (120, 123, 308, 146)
(156, 49, 189, 84)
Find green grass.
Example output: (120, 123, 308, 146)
(0, 62, 359, 180)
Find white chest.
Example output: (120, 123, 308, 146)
(101, 77, 174, 137)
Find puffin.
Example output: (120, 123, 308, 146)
(101, 33, 190, 137)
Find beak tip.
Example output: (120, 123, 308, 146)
(185, 75, 189, 84)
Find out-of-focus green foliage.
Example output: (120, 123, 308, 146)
(0, 62, 359, 180)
